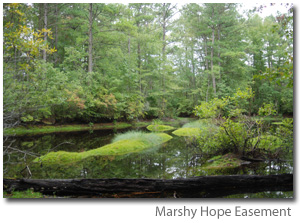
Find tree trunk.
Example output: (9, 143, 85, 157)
(88, 3, 93, 73)
(38, 4, 43, 31)
(211, 27, 216, 96)
(4, 174, 293, 198)
(43, 3, 48, 61)
(127, 36, 131, 93)
(161, 4, 167, 117)
(54, 4, 59, 66)
(137, 41, 142, 94)
(204, 37, 210, 102)
(191, 45, 197, 105)
(218, 24, 221, 80)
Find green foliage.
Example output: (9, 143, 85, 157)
(20, 115, 34, 122)
(3, 3, 293, 127)
(194, 87, 255, 119)
(3, 4, 56, 67)
(273, 118, 293, 152)
(258, 103, 277, 116)
(251, 135, 282, 152)
(194, 98, 229, 119)
(229, 87, 255, 115)
(218, 119, 249, 154)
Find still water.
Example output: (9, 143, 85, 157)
(3, 127, 293, 198)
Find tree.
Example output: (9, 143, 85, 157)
(43, 3, 48, 61)
(88, 3, 93, 73)
(3, 3, 293, 124)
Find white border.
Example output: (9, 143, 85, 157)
(1, 1, 298, 223)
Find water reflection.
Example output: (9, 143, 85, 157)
(3, 127, 293, 197)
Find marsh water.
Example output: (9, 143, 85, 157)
(3, 125, 293, 198)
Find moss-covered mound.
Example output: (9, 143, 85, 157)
(202, 153, 243, 169)
(146, 124, 175, 132)
(172, 127, 201, 137)
(34, 132, 172, 165)
(172, 119, 219, 138)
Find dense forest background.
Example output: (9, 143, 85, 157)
(3, 3, 293, 126)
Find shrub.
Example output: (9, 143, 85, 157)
(194, 98, 228, 119)
(258, 103, 277, 116)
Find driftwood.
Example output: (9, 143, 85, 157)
(3, 174, 293, 198)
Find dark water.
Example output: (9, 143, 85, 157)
(3, 127, 293, 198)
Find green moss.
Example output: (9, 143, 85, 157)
(172, 127, 201, 137)
(172, 119, 219, 137)
(34, 132, 172, 165)
(202, 153, 242, 169)
(4, 189, 44, 198)
(4, 122, 132, 136)
(272, 122, 283, 125)
(146, 124, 175, 132)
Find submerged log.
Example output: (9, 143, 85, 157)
(3, 174, 293, 198)
(240, 156, 265, 162)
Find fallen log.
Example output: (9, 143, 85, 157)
(240, 156, 265, 162)
(3, 174, 293, 198)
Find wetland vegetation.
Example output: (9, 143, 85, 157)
(3, 3, 293, 198)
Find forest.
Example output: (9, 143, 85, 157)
(3, 3, 293, 198)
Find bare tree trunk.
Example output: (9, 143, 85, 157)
(191, 45, 197, 105)
(161, 3, 168, 117)
(204, 37, 210, 102)
(211, 27, 216, 96)
(137, 41, 142, 94)
(43, 3, 48, 61)
(218, 25, 221, 80)
(127, 36, 131, 93)
(88, 3, 93, 73)
(54, 4, 59, 66)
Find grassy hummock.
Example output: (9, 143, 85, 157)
(146, 124, 175, 132)
(172, 127, 201, 137)
(4, 122, 132, 136)
(172, 119, 219, 138)
(34, 131, 172, 165)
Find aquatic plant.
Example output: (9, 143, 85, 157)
(4, 122, 132, 136)
(172, 128, 201, 137)
(146, 124, 175, 132)
(172, 120, 219, 139)
(34, 132, 172, 165)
